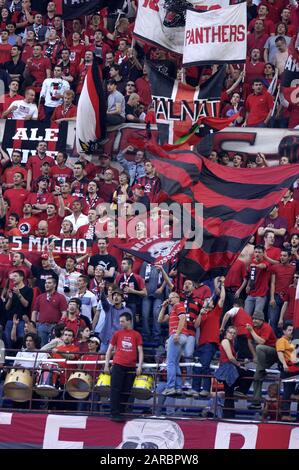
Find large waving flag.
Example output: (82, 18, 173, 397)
(148, 62, 225, 145)
(141, 141, 299, 280)
(76, 59, 107, 154)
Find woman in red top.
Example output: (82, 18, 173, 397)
(215, 327, 254, 418)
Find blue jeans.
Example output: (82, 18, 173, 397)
(4, 320, 25, 350)
(182, 335, 196, 384)
(193, 343, 217, 392)
(166, 334, 187, 389)
(37, 323, 54, 347)
(141, 297, 162, 340)
(268, 293, 284, 337)
(244, 295, 267, 315)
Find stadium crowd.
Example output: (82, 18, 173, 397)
(0, 0, 299, 422)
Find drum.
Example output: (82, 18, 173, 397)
(4, 369, 33, 402)
(66, 371, 92, 399)
(35, 362, 61, 398)
(95, 373, 111, 397)
(132, 375, 154, 400)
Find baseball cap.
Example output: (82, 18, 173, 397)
(41, 253, 49, 260)
(37, 175, 49, 183)
(252, 311, 265, 321)
(112, 288, 124, 297)
(88, 336, 100, 345)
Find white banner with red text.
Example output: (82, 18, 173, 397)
(133, 0, 230, 54)
(183, 3, 247, 66)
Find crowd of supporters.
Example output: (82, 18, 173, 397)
(0, 0, 299, 421)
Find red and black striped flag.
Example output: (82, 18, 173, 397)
(76, 58, 107, 154)
(144, 142, 299, 280)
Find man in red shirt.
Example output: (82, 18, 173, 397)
(104, 312, 143, 422)
(26, 141, 54, 190)
(278, 189, 298, 232)
(51, 89, 77, 124)
(269, 249, 295, 336)
(248, 4, 275, 35)
(49, 151, 73, 190)
(192, 279, 225, 397)
(263, 230, 281, 264)
(25, 176, 55, 219)
(24, 44, 51, 92)
(280, 272, 299, 326)
(244, 245, 270, 315)
(4, 172, 29, 217)
(4, 212, 22, 237)
(244, 48, 265, 85)
(51, 327, 80, 411)
(244, 79, 274, 127)
(2, 149, 27, 189)
(32, 276, 68, 346)
(220, 298, 253, 360)
(247, 19, 269, 56)
(223, 258, 247, 311)
(135, 64, 152, 107)
(42, 198, 65, 237)
(158, 291, 188, 396)
(246, 310, 277, 410)
(0, 30, 12, 65)
(18, 203, 39, 235)
(0, 80, 24, 117)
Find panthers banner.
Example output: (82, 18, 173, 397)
(134, 0, 230, 54)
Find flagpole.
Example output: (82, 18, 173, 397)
(271, 84, 280, 117)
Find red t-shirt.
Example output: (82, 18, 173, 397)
(4, 188, 30, 217)
(270, 263, 295, 297)
(52, 343, 79, 385)
(169, 302, 188, 336)
(192, 284, 212, 306)
(244, 60, 265, 85)
(0, 43, 12, 64)
(245, 92, 274, 126)
(282, 285, 296, 321)
(0, 93, 24, 116)
(225, 259, 247, 288)
(51, 104, 77, 122)
(33, 292, 68, 323)
(219, 339, 236, 363)
(61, 316, 86, 337)
(278, 199, 298, 231)
(45, 214, 63, 236)
(82, 353, 105, 373)
(252, 322, 276, 347)
(198, 304, 222, 346)
(49, 165, 73, 189)
(248, 259, 270, 297)
(111, 329, 143, 368)
(26, 56, 51, 84)
(2, 165, 27, 185)
(265, 246, 281, 262)
(26, 155, 55, 183)
(229, 307, 253, 336)
(0, 253, 11, 287)
(18, 216, 39, 235)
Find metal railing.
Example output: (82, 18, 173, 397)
(0, 350, 298, 423)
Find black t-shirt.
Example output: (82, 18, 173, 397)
(31, 266, 59, 292)
(7, 285, 33, 320)
(89, 254, 118, 283)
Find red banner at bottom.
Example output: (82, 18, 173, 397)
(0, 413, 298, 449)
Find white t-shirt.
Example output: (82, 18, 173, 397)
(75, 290, 98, 322)
(10, 100, 38, 119)
(40, 77, 70, 107)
